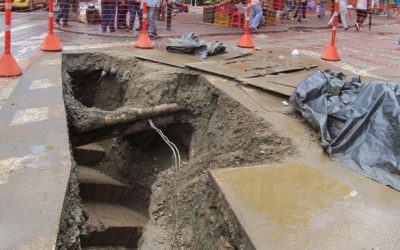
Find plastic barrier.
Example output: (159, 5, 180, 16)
(135, 1, 154, 49)
(0, 0, 22, 77)
(321, 0, 340, 61)
(41, 0, 62, 51)
(237, 0, 254, 48)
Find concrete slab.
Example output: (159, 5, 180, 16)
(0, 52, 71, 249)
(211, 164, 400, 250)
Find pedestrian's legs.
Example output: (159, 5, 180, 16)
(135, 2, 143, 29)
(109, 3, 116, 31)
(283, 0, 293, 18)
(58, 3, 70, 24)
(250, 4, 262, 28)
(128, 1, 137, 30)
(101, 4, 108, 31)
(339, 9, 347, 28)
(148, 6, 158, 35)
(356, 9, 367, 24)
(302, 2, 306, 19)
(117, 2, 128, 28)
(319, 0, 327, 17)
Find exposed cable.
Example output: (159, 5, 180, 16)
(148, 118, 181, 170)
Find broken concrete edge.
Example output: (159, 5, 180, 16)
(207, 170, 256, 250)
(56, 159, 85, 249)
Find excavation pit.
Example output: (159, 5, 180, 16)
(61, 52, 294, 249)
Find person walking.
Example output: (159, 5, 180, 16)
(355, 0, 369, 30)
(117, 0, 128, 29)
(328, 0, 349, 29)
(250, 0, 263, 29)
(101, 0, 117, 32)
(318, 0, 327, 18)
(55, 0, 71, 26)
(283, 0, 295, 19)
(127, 0, 143, 32)
(293, 0, 307, 21)
(147, 0, 161, 37)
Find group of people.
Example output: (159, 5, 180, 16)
(282, 0, 381, 31)
(55, 0, 161, 37)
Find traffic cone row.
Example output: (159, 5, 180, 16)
(0, 0, 62, 77)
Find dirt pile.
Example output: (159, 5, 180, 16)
(62, 53, 295, 249)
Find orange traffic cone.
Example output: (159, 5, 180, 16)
(41, 34, 62, 52)
(0, 0, 22, 77)
(321, 44, 340, 61)
(0, 53, 22, 77)
(321, 0, 340, 61)
(237, 0, 254, 48)
(41, 0, 62, 52)
(135, 2, 154, 49)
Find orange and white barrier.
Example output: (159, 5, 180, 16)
(0, 0, 22, 77)
(40, 0, 63, 52)
(135, 1, 154, 49)
(321, 0, 340, 61)
(237, 0, 254, 48)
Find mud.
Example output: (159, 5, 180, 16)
(62, 52, 295, 249)
(56, 160, 86, 249)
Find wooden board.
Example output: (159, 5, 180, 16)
(240, 77, 295, 97)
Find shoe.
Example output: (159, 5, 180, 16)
(126, 29, 133, 33)
(102, 29, 107, 32)
(136, 27, 142, 31)
(62, 23, 71, 27)
(117, 26, 127, 29)
(344, 27, 349, 31)
(396, 39, 400, 47)
(149, 33, 155, 38)
(110, 29, 116, 32)
(55, 19, 61, 25)
(355, 23, 360, 31)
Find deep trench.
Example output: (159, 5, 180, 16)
(59, 53, 294, 249)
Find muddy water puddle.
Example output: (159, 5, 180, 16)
(216, 165, 352, 226)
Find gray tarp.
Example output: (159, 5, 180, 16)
(290, 71, 400, 190)
(166, 32, 226, 58)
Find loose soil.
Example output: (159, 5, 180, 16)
(61, 52, 295, 249)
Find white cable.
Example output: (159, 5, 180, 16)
(148, 119, 181, 170)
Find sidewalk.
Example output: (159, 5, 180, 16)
(55, 12, 397, 38)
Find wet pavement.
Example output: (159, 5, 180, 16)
(211, 164, 400, 250)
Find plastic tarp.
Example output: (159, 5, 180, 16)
(166, 32, 226, 58)
(290, 71, 400, 190)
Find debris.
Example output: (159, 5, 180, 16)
(291, 49, 300, 56)
(166, 33, 226, 58)
(281, 101, 289, 106)
(291, 71, 400, 190)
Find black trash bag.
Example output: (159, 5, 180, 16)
(166, 32, 225, 57)
(290, 71, 400, 190)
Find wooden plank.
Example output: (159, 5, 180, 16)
(263, 69, 319, 88)
(240, 77, 295, 97)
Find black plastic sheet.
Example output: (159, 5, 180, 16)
(166, 32, 226, 58)
(290, 71, 400, 190)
